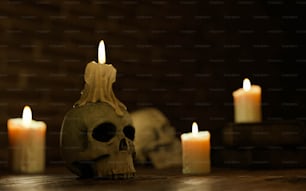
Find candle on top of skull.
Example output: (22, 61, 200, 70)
(60, 40, 136, 179)
(74, 40, 126, 115)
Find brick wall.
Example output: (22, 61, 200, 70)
(0, 1, 305, 165)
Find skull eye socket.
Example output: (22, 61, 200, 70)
(123, 125, 135, 141)
(92, 122, 116, 142)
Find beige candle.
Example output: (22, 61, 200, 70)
(181, 122, 210, 174)
(232, 78, 262, 123)
(74, 40, 126, 116)
(7, 106, 47, 173)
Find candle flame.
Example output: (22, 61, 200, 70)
(22, 105, 32, 126)
(243, 78, 251, 91)
(98, 40, 106, 64)
(192, 122, 198, 135)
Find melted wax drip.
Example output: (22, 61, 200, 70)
(74, 61, 126, 116)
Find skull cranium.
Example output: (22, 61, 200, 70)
(130, 107, 182, 169)
(60, 102, 136, 179)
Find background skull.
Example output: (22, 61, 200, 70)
(130, 107, 182, 169)
(60, 102, 136, 179)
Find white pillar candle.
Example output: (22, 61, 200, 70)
(232, 78, 262, 123)
(7, 106, 47, 173)
(181, 122, 210, 174)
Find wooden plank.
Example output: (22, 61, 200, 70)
(212, 146, 306, 169)
(223, 121, 306, 146)
(1, 166, 306, 191)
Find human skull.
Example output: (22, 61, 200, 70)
(60, 102, 136, 179)
(130, 107, 182, 169)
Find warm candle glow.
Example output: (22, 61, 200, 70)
(233, 78, 262, 123)
(243, 78, 251, 91)
(98, 40, 106, 64)
(8, 105, 47, 173)
(192, 122, 198, 135)
(181, 122, 211, 174)
(22, 105, 32, 126)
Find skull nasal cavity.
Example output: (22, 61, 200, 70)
(92, 122, 116, 142)
(119, 139, 128, 151)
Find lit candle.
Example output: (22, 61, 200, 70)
(232, 78, 262, 123)
(181, 122, 211, 174)
(74, 40, 126, 116)
(7, 105, 47, 173)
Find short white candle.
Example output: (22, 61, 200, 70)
(181, 122, 211, 174)
(232, 78, 262, 123)
(7, 106, 47, 173)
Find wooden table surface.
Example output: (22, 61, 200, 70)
(1, 165, 306, 191)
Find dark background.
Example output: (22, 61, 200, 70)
(0, 0, 305, 166)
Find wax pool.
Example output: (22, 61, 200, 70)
(7, 106, 47, 173)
